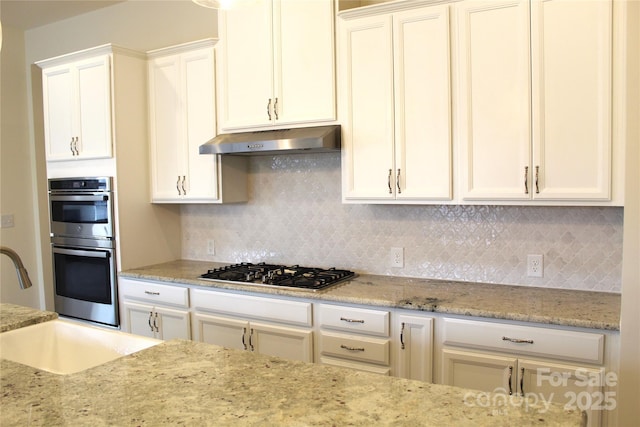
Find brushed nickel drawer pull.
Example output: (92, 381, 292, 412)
(400, 322, 406, 350)
(340, 344, 365, 352)
(266, 98, 272, 121)
(242, 327, 247, 350)
(520, 367, 525, 396)
(388, 169, 392, 194)
(502, 336, 534, 344)
(273, 97, 279, 120)
(148, 311, 154, 332)
(396, 169, 401, 194)
(508, 366, 513, 395)
(524, 166, 529, 194)
(340, 317, 364, 324)
(535, 165, 540, 194)
(144, 290, 160, 295)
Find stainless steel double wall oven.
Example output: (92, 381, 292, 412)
(49, 177, 118, 327)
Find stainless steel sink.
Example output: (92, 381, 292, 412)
(0, 319, 160, 375)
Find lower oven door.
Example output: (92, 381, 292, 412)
(52, 242, 118, 327)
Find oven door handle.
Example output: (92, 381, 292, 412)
(50, 194, 109, 202)
(52, 247, 111, 259)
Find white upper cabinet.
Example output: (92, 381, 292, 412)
(217, 0, 336, 131)
(148, 40, 248, 203)
(41, 54, 113, 161)
(530, 0, 612, 200)
(455, 0, 613, 202)
(340, 3, 452, 202)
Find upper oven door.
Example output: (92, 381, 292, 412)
(49, 193, 114, 239)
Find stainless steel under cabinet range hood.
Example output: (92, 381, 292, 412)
(199, 125, 341, 156)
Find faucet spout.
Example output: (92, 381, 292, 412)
(0, 246, 33, 289)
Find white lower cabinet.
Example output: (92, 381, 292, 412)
(440, 317, 607, 427)
(317, 303, 391, 375)
(394, 313, 434, 382)
(119, 278, 191, 340)
(190, 289, 313, 363)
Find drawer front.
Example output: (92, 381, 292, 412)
(442, 318, 604, 364)
(119, 278, 189, 307)
(191, 288, 312, 327)
(320, 331, 390, 365)
(319, 304, 389, 337)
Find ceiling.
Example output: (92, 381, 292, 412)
(1, 0, 126, 30)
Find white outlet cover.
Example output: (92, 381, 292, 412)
(527, 254, 544, 278)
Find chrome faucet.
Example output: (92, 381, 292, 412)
(0, 246, 33, 289)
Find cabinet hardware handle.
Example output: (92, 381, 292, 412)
(400, 322, 405, 350)
(74, 137, 80, 155)
(176, 176, 182, 195)
(502, 336, 534, 344)
(266, 98, 272, 121)
(69, 137, 76, 155)
(153, 312, 159, 332)
(388, 169, 392, 194)
(242, 327, 247, 350)
(181, 175, 187, 195)
(144, 290, 160, 296)
(340, 344, 365, 352)
(524, 166, 529, 194)
(535, 166, 540, 194)
(520, 367, 525, 396)
(396, 169, 401, 194)
(340, 317, 364, 324)
(508, 366, 513, 395)
(273, 97, 279, 120)
(148, 311, 154, 332)
(249, 328, 254, 351)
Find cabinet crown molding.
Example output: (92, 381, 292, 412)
(146, 38, 218, 59)
(36, 44, 144, 68)
(338, 0, 459, 19)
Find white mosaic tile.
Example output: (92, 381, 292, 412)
(182, 153, 623, 293)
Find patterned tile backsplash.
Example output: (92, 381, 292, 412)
(182, 153, 623, 293)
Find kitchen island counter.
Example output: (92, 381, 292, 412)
(121, 260, 620, 331)
(0, 303, 58, 332)
(1, 337, 583, 426)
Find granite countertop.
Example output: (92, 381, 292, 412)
(0, 336, 584, 426)
(120, 260, 621, 331)
(0, 303, 58, 332)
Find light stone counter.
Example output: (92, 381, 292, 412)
(120, 260, 621, 331)
(0, 303, 58, 332)
(0, 339, 584, 426)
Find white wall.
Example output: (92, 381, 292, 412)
(0, 25, 40, 307)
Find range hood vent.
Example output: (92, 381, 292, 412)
(199, 125, 341, 156)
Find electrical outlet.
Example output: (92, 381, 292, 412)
(391, 247, 404, 268)
(207, 239, 215, 256)
(527, 254, 543, 278)
(0, 214, 14, 228)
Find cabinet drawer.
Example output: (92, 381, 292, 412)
(318, 304, 389, 337)
(320, 331, 390, 365)
(442, 318, 604, 364)
(119, 279, 189, 308)
(191, 288, 312, 327)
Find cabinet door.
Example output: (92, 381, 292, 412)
(75, 55, 112, 159)
(121, 300, 156, 338)
(148, 54, 185, 201)
(393, 5, 452, 200)
(442, 348, 518, 394)
(42, 64, 75, 161)
(217, 0, 273, 130)
(251, 321, 314, 363)
(519, 358, 604, 427)
(155, 306, 191, 340)
(274, 0, 335, 125)
(181, 48, 219, 201)
(340, 14, 395, 200)
(192, 312, 249, 351)
(455, 0, 531, 200)
(396, 314, 433, 382)
(531, 0, 612, 201)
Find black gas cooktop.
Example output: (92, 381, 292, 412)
(200, 262, 356, 292)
